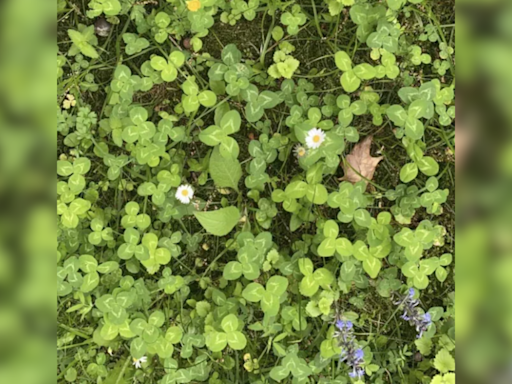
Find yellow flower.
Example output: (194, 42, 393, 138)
(62, 94, 76, 109)
(187, 0, 201, 12)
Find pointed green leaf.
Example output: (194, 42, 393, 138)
(209, 147, 242, 191)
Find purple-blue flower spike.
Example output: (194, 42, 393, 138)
(333, 318, 365, 380)
(395, 289, 432, 338)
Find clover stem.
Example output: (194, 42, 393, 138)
(260, 12, 275, 66)
(310, 0, 324, 40)
(115, 356, 131, 384)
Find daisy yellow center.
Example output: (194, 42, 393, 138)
(181, 189, 189, 197)
(313, 135, 321, 143)
(187, 0, 201, 12)
(298, 148, 306, 156)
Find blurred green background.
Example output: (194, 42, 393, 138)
(0, 1, 55, 384)
(458, 0, 512, 383)
(1, 0, 512, 383)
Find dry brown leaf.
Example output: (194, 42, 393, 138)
(342, 135, 383, 186)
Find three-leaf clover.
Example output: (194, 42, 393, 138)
(199, 109, 241, 159)
(242, 85, 282, 122)
(121, 202, 151, 230)
(103, 154, 130, 180)
(242, 275, 288, 316)
(140, 233, 171, 274)
(122, 107, 156, 144)
(269, 345, 312, 382)
(401, 257, 440, 290)
(181, 333, 205, 359)
(335, 50, 377, 93)
(157, 114, 186, 143)
(205, 314, 247, 352)
(88, 218, 114, 245)
(352, 240, 386, 279)
(327, 181, 372, 223)
(110, 64, 142, 105)
(57, 157, 91, 195)
(223, 232, 273, 280)
(396, 222, 449, 288)
(181, 76, 217, 115)
(141, 166, 181, 206)
(208, 44, 252, 96)
(123, 33, 150, 55)
(87, 0, 121, 17)
(245, 133, 278, 191)
(78, 255, 118, 293)
(57, 256, 82, 296)
(153, 12, 172, 43)
(158, 267, 185, 294)
(317, 220, 353, 257)
(280, 5, 307, 35)
(336, 94, 368, 136)
(129, 311, 166, 358)
(298, 257, 334, 297)
(367, 20, 401, 53)
(434, 253, 452, 282)
(272, 180, 307, 213)
(96, 290, 136, 339)
(57, 198, 91, 229)
(150, 51, 185, 82)
(255, 198, 278, 229)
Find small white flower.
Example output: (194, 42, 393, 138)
(305, 128, 326, 149)
(176, 184, 194, 204)
(293, 144, 307, 159)
(132, 356, 147, 369)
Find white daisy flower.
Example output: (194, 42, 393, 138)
(294, 144, 307, 159)
(176, 184, 194, 204)
(132, 356, 147, 369)
(305, 128, 326, 149)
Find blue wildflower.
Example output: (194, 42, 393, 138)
(336, 320, 353, 331)
(394, 288, 432, 338)
(349, 367, 364, 379)
(415, 313, 432, 338)
(333, 318, 365, 380)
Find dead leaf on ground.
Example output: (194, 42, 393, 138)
(341, 135, 383, 187)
